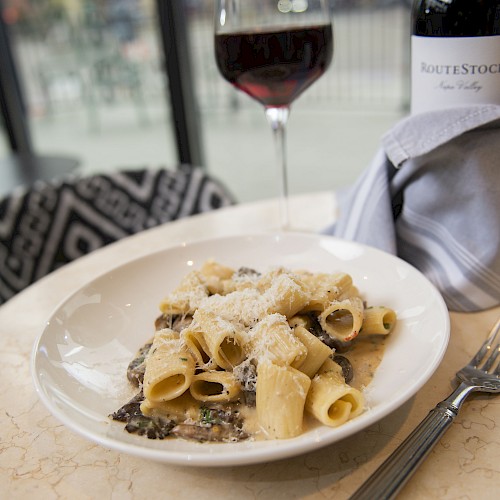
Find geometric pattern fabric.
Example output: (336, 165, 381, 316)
(0, 166, 235, 304)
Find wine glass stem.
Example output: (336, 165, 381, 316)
(265, 106, 290, 230)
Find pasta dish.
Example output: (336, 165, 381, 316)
(110, 261, 396, 442)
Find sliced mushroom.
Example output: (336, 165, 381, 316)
(332, 355, 354, 383)
(126, 343, 152, 386)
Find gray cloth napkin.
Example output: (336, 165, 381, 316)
(325, 104, 500, 312)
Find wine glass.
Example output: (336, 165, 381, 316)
(214, 0, 333, 229)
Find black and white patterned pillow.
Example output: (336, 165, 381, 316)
(0, 166, 235, 304)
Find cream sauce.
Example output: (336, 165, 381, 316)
(345, 334, 387, 390)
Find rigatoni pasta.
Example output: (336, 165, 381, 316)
(142, 329, 195, 403)
(305, 358, 364, 427)
(188, 309, 245, 370)
(111, 262, 397, 443)
(361, 306, 397, 335)
(190, 371, 241, 402)
(256, 361, 311, 439)
(319, 297, 364, 342)
(299, 271, 353, 312)
(246, 314, 307, 368)
(292, 325, 333, 378)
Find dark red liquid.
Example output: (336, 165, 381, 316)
(215, 24, 333, 108)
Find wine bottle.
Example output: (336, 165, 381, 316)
(411, 0, 500, 114)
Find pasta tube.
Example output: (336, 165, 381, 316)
(256, 361, 311, 439)
(246, 314, 307, 367)
(199, 260, 235, 295)
(195, 288, 268, 327)
(263, 273, 311, 318)
(292, 325, 333, 378)
(305, 358, 364, 427)
(143, 329, 195, 403)
(199, 260, 234, 280)
(159, 271, 208, 315)
(141, 391, 199, 421)
(181, 324, 216, 370)
(189, 371, 241, 402)
(319, 297, 364, 342)
(256, 267, 286, 292)
(299, 272, 353, 312)
(191, 309, 246, 370)
(361, 306, 397, 335)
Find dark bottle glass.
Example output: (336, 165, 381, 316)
(412, 0, 500, 37)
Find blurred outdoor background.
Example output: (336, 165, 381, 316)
(1, 0, 411, 202)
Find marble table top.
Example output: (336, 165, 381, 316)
(1, 192, 498, 499)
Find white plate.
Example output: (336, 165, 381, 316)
(31, 233, 450, 466)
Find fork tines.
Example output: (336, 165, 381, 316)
(470, 318, 500, 375)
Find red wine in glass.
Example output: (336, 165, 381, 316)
(215, 24, 333, 108)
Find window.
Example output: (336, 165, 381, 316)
(1, 0, 177, 184)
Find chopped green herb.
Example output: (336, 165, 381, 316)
(200, 406, 214, 424)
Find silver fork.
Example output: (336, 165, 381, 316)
(350, 317, 500, 500)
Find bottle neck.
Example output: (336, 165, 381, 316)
(412, 0, 500, 37)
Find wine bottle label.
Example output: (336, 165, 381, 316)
(411, 35, 500, 114)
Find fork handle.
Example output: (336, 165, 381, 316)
(350, 383, 474, 500)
